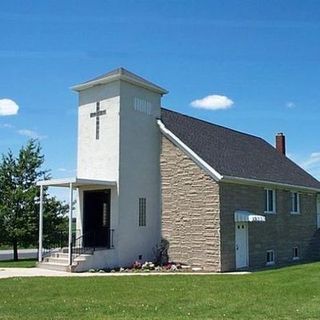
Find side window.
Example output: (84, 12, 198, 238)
(266, 250, 275, 265)
(293, 247, 299, 260)
(264, 189, 276, 213)
(139, 198, 146, 227)
(290, 192, 300, 214)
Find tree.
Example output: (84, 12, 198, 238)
(0, 139, 68, 260)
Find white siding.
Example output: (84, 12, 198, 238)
(77, 81, 120, 181)
(117, 81, 162, 266)
(75, 76, 164, 268)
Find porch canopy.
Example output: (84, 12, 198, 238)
(234, 210, 266, 223)
(36, 177, 116, 265)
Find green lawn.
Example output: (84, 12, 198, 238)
(1, 263, 320, 319)
(0, 259, 37, 268)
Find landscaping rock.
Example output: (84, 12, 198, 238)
(181, 265, 191, 270)
(170, 265, 178, 271)
(192, 267, 202, 272)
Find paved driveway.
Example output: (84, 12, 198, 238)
(0, 249, 38, 261)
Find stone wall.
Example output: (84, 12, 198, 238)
(219, 182, 319, 271)
(160, 136, 221, 271)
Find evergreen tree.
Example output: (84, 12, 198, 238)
(0, 139, 68, 260)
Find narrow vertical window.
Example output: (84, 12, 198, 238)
(266, 250, 275, 265)
(102, 203, 107, 227)
(290, 192, 300, 214)
(293, 247, 299, 260)
(265, 189, 276, 213)
(139, 198, 146, 227)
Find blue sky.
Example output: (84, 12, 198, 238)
(0, 0, 320, 200)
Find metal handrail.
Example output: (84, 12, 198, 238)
(71, 228, 115, 262)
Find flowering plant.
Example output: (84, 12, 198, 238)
(132, 261, 142, 269)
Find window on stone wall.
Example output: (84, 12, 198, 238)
(139, 198, 146, 227)
(290, 192, 300, 214)
(266, 250, 275, 266)
(293, 247, 300, 260)
(264, 189, 276, 213)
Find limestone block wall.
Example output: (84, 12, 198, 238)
(160, 136, 221, 271)
(219, 182, 319, 271)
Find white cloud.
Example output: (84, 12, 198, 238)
(17, 129, 47, 140)
(296, 152, 320, 180)
(286, 101, 296, 108)
(190, 94, 234, 110)
(0, 99, 19, 116)
(0, 123, 14, 128)
(302, 152, 320, 170)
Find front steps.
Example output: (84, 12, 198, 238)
(37, 250, 93, 272)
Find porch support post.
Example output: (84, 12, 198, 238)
(68, 183, 73, 266)
(38, 185, 44, 262)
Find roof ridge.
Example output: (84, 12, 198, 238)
(161, 107, 263, 141)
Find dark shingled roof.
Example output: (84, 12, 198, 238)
(161, 108, 320, 190)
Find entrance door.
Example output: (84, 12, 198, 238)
(235, 222, 248, 269)
(83, 189, 111, 248)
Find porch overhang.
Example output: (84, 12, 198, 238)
(36, 177, 117, 188)
(37, 177, 116, 266)
(234, 210, 266, 223)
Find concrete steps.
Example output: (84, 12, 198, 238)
(37, 261, 72, 272)
(38, 248, 94, 272)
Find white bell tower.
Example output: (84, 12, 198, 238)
(72, 68, 168, 266)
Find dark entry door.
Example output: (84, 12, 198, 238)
(83, 189, 111, 247)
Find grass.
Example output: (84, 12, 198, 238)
(0, 258, 37, 268)
(1, 262, 320, 319)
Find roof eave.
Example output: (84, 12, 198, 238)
(72, 74, 168, 95)
(222, 175, 320, 193)
(36, 177, 117, 188)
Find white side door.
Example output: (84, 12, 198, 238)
(235, 222, 248, 269)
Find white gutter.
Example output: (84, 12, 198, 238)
(222, 175, 320, 193)
(157, 120, 223, 181)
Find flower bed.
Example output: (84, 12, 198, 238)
(87, 261, 199, 273)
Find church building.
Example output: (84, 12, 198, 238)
(37, 68, 320, 272)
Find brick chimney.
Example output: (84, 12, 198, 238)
(276, 133, 286, 155)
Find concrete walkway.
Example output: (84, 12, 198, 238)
(0, 268, 250, 279)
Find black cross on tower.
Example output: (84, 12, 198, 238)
(90, 102, 106, 140)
